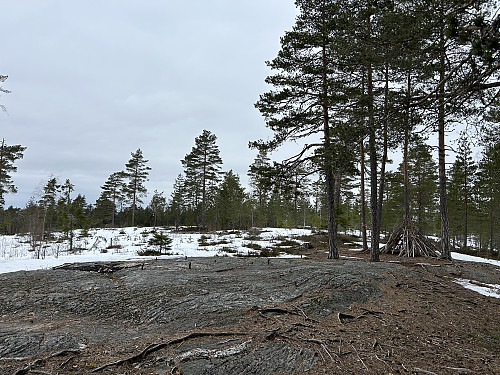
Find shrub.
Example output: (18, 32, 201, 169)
(243, 243, 262, 250)
(137, 249, 163, 256)
(146, 232, 173, 255)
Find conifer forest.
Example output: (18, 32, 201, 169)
(1, 0, 500, 262)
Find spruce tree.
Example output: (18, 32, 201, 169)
(216, 170, 246, 230)
(149, 190, 166, 229)
(448, 133, 478, 251)
(123, 149, 151, 227)
(181, 130, 222, 229)
(248, 149, 272, 227)
(38, 177, 60, 240)
(407, 136, 439, 234)
(169, 174, 187, 229)
(100, 171, 125, 227)
(476, 141, 500, 255)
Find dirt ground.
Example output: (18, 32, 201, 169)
(0, 240, 499, 375)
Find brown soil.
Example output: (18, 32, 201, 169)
(0, 242, 499, 375)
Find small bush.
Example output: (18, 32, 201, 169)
(198, 235, 229, 246)
(137, 249, 162, 256)
(259, 247, 281, 257)
(147, 232, 173, 254)
(198, 235, 211, 246)
(243, 243, 262, 250)
(220, 246, 238, 254)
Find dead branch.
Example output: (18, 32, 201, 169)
(351, 343, 369, 371)
(301, 338, 340, 362)
(442, 366, 474, 373)
(338, 312, 356, 324)
(414, 368, 438, 375)
(176, 340, 252, 361)
(382, 220, 439, 257)
(257, 307, 301, 316)
(91, 331, 247, 373)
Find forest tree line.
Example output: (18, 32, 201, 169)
(1, 0, 500, 261)
(1, 123, 500, 258)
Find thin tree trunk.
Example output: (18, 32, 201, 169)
(334, 173, 342, 228)
(360, 140, 368, 252)
(463, 171, 468, 251)
(377, 64, 389, 235)
(322, 38, 338, 259)
(202, 153, 207, 229)
(490, 204, 494, 254)
(438, 13, 451, 260)
(403, 70, 411, 223)
(368, 63, 379, 262)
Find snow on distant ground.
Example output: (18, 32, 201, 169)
(0, 227, 311, 275)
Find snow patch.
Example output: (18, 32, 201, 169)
(451, 252, 500, 267)
(453, 278, 500, 299)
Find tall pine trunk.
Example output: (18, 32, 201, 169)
(438, 12, 451, 260)
(404, 70, 411, 223)
(377, 64, 390, 234)
(368, 63, 380, 262)
(360, 140, 368, 252)
(322, 39, 338, 259)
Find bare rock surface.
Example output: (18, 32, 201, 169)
(0, 255, 499, 374)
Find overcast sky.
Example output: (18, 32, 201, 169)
(0, 0, 298, 208)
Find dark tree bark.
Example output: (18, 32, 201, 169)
(367, 63, 380, 262)
(360, 140, 368, 252)
(438, 14, 452, 260)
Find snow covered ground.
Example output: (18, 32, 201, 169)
(0, 227, 498, 299)
(0, 227, 311, 274)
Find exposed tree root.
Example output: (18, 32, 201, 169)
(91, 331, 247, 373)
(382, 220, 439, 257)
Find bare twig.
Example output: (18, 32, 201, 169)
(351, 344, 369, 372)
(414, 368, 439, 375)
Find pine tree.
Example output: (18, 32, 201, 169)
(0, 139, 26, 207)
(123, 149, 151, 227)
(416, 0, 500, 259)
(254, 0, 355, 259)
(181, 130, 222, 229)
